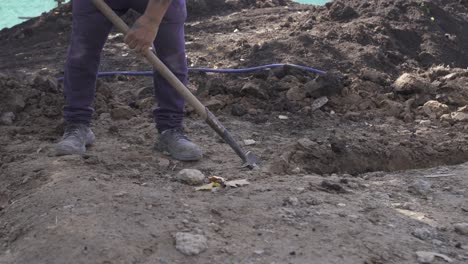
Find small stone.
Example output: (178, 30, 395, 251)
(360, 69, 388, 85)
(205, 98, 225, 111)
(291, 167, 301, 174)
(295, 187, 305, 193)
(114, 191, 129, 198)
(0, 112, 15, 125)
(422, 100, 449, 119)
(393, 73, 428, 94)
(158, 158, 170, 169)
(440, 114, 452, 122)
(176, 169, 206, 186)
(408, 179, 432, 196)
(136, 86, 153, 99)
(457, 105, 468, 112)
(137, 97, 155, 111)
(329, 2, 358, 21)
(454, 223, 468, 235)
(287, 196, 299, 206)
(241, 80, 267, 99)
(297, 138, 316, 150)
(243, 139, 256, 146)
(415, 251, 453, 263)
(206, 77, 227, 96)
(231, 104, 247, 117)
(305, 73, 344, 97)
(248, 108, 258, 115)
(412, 227, 434, 240)
(286, 86, 306, 102)
(175, 232, 208, 256)
(33, 75, 58, 93)
(99, 113, 111, 121)
(253, 250, 264, 255)
(418, 120, 431, 126)
(451, 111, 468, 122)
(111, 106, 135, 120)
(311, 96, 329, 111)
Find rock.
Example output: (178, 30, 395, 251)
(311, 96, 329, 111)
(136, 97, 154, 111)
(415, 251, 453, 263)
(450, 111, 468, 122)
(158, 158, 170, 169)
(360, 69, 389, 85)
(291, 167, 301, 174)
(458, 105, 468, 112)
(454, 223, 468, 235)
(412, 227, 434, 240)
(0, 112, 15, 125)
(408, 179, 432, 195)
(440, 114, 452, 122)
(136, 86, 153, 99)
(393, 73, 428, 94)
(205, 98, 225, 111)
(231, 104, 247, 117)
(320, 180, 347, 193)
(418, 120, 431, 127)
(110, 106, 135, 120)
(241, 80, 267, 99)
(286, 86, 306, 102)
(243, 139, 256, 146)
(176, 169, 206, 186)
(329, 2, 358, 21)
(379, 99, 404, 117)
(305, 73, 344, 98)
(175, 232, 208, 256)
(284, 196, 300, 206)
(422, 100, 449, 119)
(206, 77, 227, 96)
(297, 138, 316, 150)
(33, 75, 58, 93)
(274, 75, 301, 91)
(248, 108, 258, 115)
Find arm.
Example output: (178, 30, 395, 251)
(124, 0, 173, 53)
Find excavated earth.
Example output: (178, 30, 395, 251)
(0, 0, 467, 263)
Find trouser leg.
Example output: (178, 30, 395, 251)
(63, 0, 127, 124)
(131, 0, 188, 133)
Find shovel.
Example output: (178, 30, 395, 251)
(91, 0, 258, 169)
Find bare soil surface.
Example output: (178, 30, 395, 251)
(0, 0, 468, 263)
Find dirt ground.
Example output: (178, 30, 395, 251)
(0, 0, 468, 263)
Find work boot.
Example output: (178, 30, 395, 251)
(157, 128, 203, 161)
(54, 123, 95, 156)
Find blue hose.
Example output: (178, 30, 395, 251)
(57, 63, 326, 81)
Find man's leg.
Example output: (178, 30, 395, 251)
(131, 0, 187, 132)
(63, 0, 127, 124)
(151, 0, 188, 133)
(57, 0, 127, 156)
(132, 0, 202, 161)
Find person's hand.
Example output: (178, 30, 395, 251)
(124, 15, 159, 54)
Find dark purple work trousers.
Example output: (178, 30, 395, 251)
(63, 0, 187, 132)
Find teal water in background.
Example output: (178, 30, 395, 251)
(0, 0, 67, 30)
(0, 0, 329, 30)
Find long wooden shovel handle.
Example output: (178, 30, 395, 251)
(91, 0, 207, 119)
